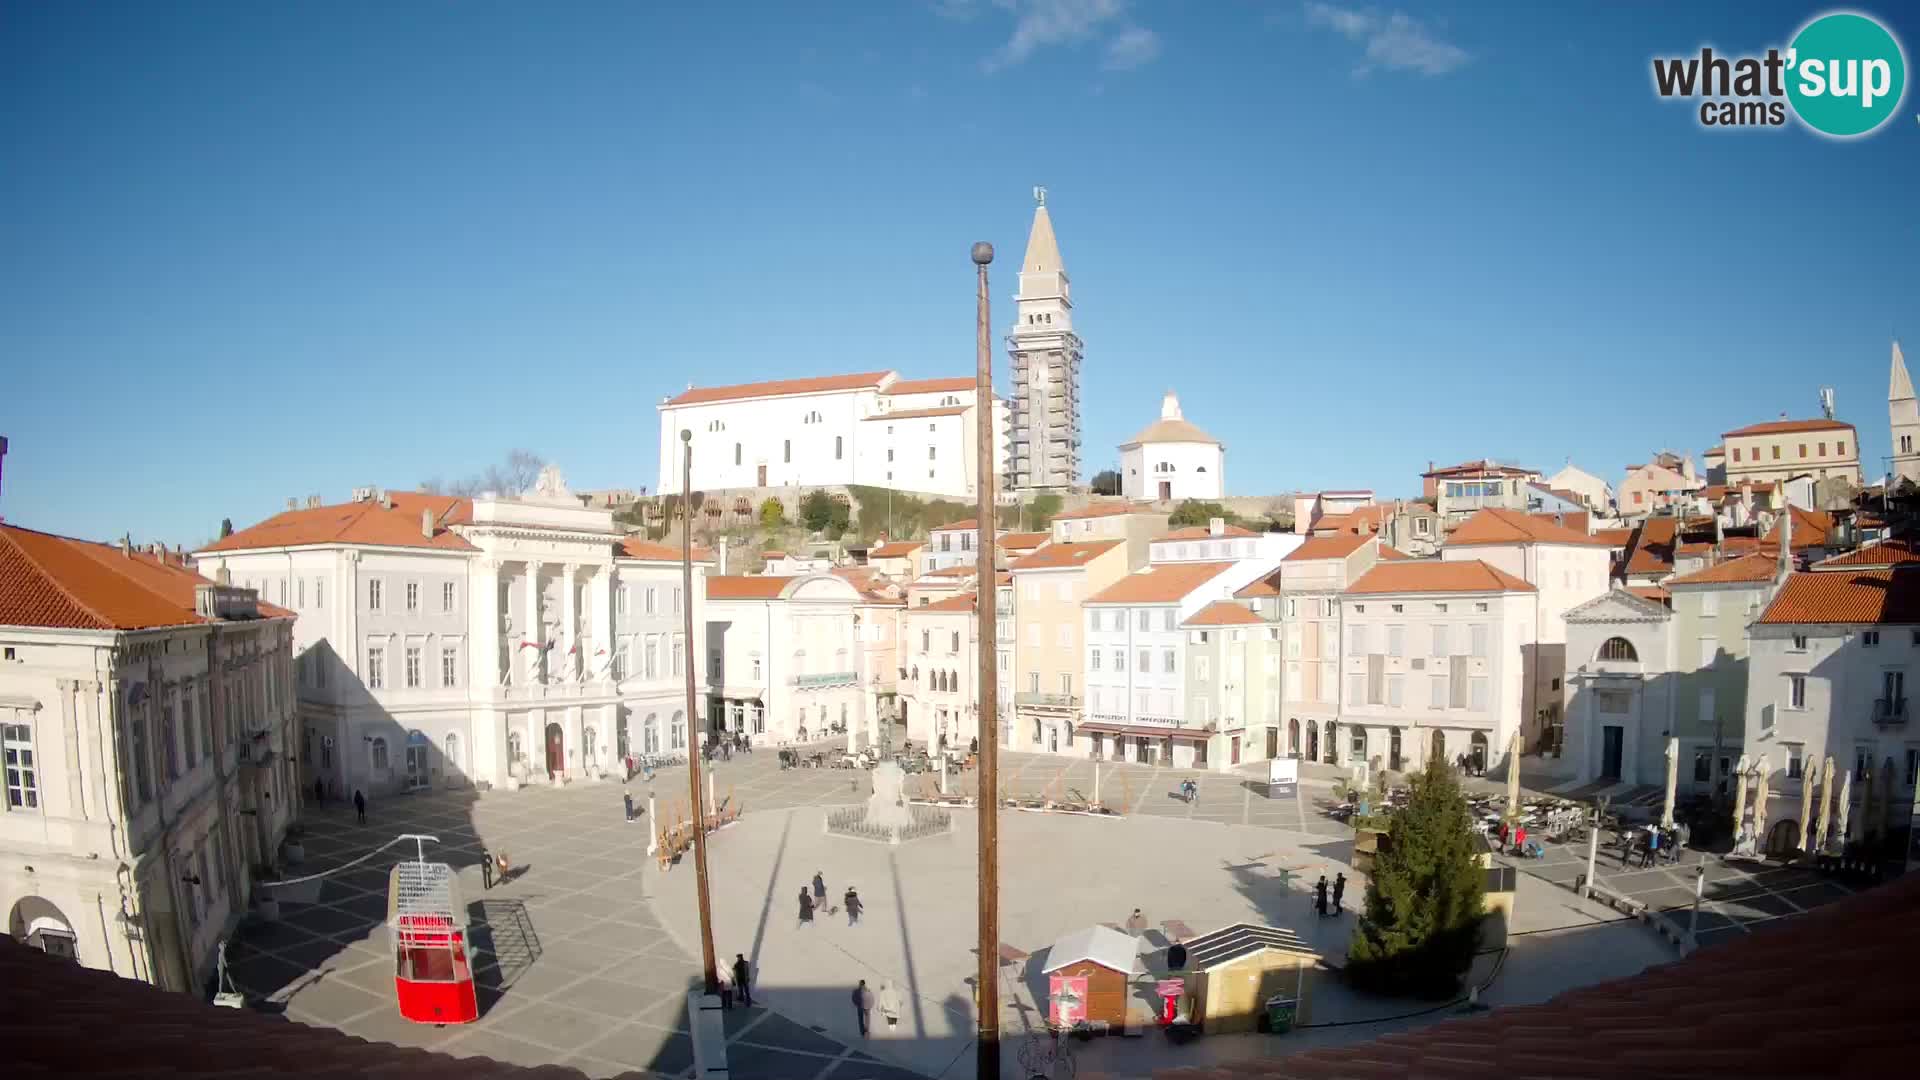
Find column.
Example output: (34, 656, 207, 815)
(565, 704, 583, 780)
(561, 563, 579, 683)
(592, 567, 614, 684)
(525, 561, 544, 684)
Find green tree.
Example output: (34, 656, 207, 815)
(799, 489, 835, 532)
(1090, 469, 1122, 496)
(1346, 756, 1487, 999)
(826, 499, 853, 537)
(219, 517, 234, 538)
(1168, 500, 1236, 529)
(1028, 492, 1064, 529)
(758, 497, 787, 530)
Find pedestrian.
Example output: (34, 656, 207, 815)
(1513, 824, 1527, 856)
(969, 736, 978, 755)
(798, 887, 815, 928)
(480, 848, 494, 891)
(1332, 872, 1347, 914)
(813, 870, 828, 907)
(878, 979, 902, 1031)
(1645, 827, 1660, 868)
(732, 953, 753, 1007)
(1125, 908, 1147, 939)
(314, 777, 324, 804)
(1313, 876, 1329, 917)
(844, 886, 863, 927)
(852, 980, 874, 1037)
(624, 790, 635, 823)
(494, 849, 511, 883)
(353, 789, 366, 825)
(1498, 820, 1510, 851)
(1165, 937, 1187, 971)
(719, 963, 734, 1009)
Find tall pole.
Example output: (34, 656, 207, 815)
(681, 429, 720, 995)
(970, 240, 1001, 1080)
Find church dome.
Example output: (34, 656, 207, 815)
(1120, 391, 1221, 448)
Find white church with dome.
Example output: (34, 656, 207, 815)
(1120, 391, 1225, 501)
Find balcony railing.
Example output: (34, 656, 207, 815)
(1016, 691, 1079, 709)
(1874, 697, 1908, 727)
(790, 671, 859, 690)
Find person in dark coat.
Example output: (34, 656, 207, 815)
(732, 953, 753, 1007)
(314, 777, 324, 804)
(798, 888, 814, 928)
(844, 886, 863, 926)
(813, 871, 828, 907)
(353, 789, 366, 825)
(852, 980, 874, 1037)
(1332, 873, 1347, 914)
(1313, 876, 1329, 917)
(480, 848, 494, 891)
(969, 736, 978, 755)
(624, 791, 635, 822)
(1165, 938, 1187, 971)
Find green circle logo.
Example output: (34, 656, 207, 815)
(1786, 12, 1907, 137)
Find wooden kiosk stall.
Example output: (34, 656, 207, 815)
(1180, 923, 1319, 1033)
(1042, 924, 1138, 1031)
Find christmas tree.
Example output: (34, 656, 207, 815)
(1346, 755, 1487, 998)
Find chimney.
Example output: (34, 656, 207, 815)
(1208, 517, 1225, 537)
(287, 497, 298, 511)
(422, 508, 434, 538)
(217, 566, 232, 586)
(120, 535, 131, 558)
(307, 494, 322, 509)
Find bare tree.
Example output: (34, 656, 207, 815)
(503, 448, 544, 493)
(422, 450, 547, 498)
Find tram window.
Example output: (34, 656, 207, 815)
(403, 947, 457, 982)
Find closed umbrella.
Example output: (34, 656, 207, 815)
(1661, 737, 1680, 830)
(1506, 730, 1523, 816)
(1814, 757, 1836, 852)
(1730, 753, 1751, 840)
(1796, 762, 1816, 853)
(1835, 769, 1853, 848)
(1860, 760, 1877, 841)
(1750, 756, 1770, 852)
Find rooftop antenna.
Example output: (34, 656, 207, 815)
(1818, 387, 1835, 420)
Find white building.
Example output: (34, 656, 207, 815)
(1547, 462, 1617, 515)
(1120, 391, 1224, 502)
(903, 590, 982, 750)
(704, 573, 869, 746)
(1007, 191, 1083, 491)
(194, 471, 707, 796)
(1149, 521, 1301, 564)
(1, 524, 296, 995)
(1339, 560, 1538, 777)
(655, 371, 1010, 500)
(1563, 588, 1678, 791)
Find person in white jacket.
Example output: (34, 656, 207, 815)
(877, 980, 902, 1031)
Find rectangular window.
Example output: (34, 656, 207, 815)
(1818, 442, 1827, 456)
(1470, 624, 1489, 658)
(1732, 447, 1741, 461)
(1286, 599, 1297, 618)
(1693, 750, 1711, 783)
(1429, 676, 1445, 709)
(1469, 676, 1489, 711)
(405, 646, 421, 688)
(951, 630, 961, 653)
(1699, 635, 1718, 664)
(1838, 441, 1848, 456)
(4, 722, 38, 810)
(1798, 443, 1807, 458)
(1387, 674, 1404, 706)
(929, 445, 937, 461)
(297, 578, 306, 608)
(1906, 748, 1919, 786)
(442, 582, 457, 612)
(672, 635, 684, 677)
(784, 440, 791, 463)
(835, 435, 843, 460)
(645, 636, 659, 679)
(1387, 625, 1405, 658)
(1137, 649, 1150, 672)
(1115, 649, 1127, 672)
(442, 648, 458, 688)
(368, 578, 383, 612)
(922, 630, 931, 651)
(1864, 631, 1881, 647)
(1138, 610, 1151, 632)
(1090, 649, 1102, 672)
(1060, 673, 1073, 696)
(646, 587, 657, 615)
(405, 582, 419, 612)
(316, 578, 326, 606)
(1701, 591, 1718, 616)
(1787, 674, 1806, 709)
(1348, 624, 1367, 655)
(1791, 633, 1808, 651)
(1347, 674, 1365, 706)
(617, 586, 628, 615)
(1771, 445, 1780, 460)
(1163, 649, 1176, 674)
(1431, 624, 1449, 656)
(1787, 745, 1804, 780)
(367, 646, 385, 689)
(1027, 671, 1040, 693)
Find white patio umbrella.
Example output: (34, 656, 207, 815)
(1730, 754, 1751, 838)
(1661, 736, 1680, 829)
(1834, 769, 1853, 849)
(1797, 763, 1816, 853)
(1814, 757, 1836, 851)
(1750, 756, 1771, 852)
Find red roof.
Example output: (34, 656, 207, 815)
(922, 593, 978, 613)
(1378, 546, 1414, 560)
(886, 376, 974, 395)
(868, 540, 924, 559)
(1593, 528, 1634, 547)
(1817, 537, 1920, 569)
(999, 531, 1050, 551)
(1282, 533, 1374, 562)
(1347, 560, 1534, 596)
(1422, 458, 1536, 478)
(1010, 539, 1122, 571)
(1447, 508, 1608, 547)
(1627, 585, 1672, 606)
(1622, 517, 1681, 576)
(930, 519, 978, 532)
(615, 537, 713, 563)
(1723, 417, 1856, 437)
(1182, 600, 1264, 627)
(664, 370, 892, 407)
(1053, 501, 1154, 521)
(1763, 505, 1833, 551)
(1758, 567, 1920, 624)
(1, 524, 290, 631)
(201, 492, 477, 554)
(1666, 551, 1779, 586)
(861, 406, 969, 422)
(1234, 570, 1283, 598)
(705, 575, 795, 600)
(1086, 561, 1236, 604)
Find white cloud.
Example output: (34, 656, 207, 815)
(979, 0, 1156, 73)
(1302, 2, 1469, 77)
(1103, 26, 1161, 70)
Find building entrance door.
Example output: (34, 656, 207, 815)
(1267, 727, 1279, 759)
(1601, 725, 1624, 781)
(404, 744, 429, 791)
(545, 723, 565, 778)
(1158, 481, 1171, 501)
(757, 465, 767, 485)
(1230, 736, 1241, 765)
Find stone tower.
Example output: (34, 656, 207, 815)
(1891, 341, 1920, 486)
(1006, 189, 1082, 491)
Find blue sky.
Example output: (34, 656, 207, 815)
(2, 0, 1915, 547)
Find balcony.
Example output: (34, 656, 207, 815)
(1016, 691, 1079, 710)
(790, 671, 859, 690)
(493, 680, 614, 703)
(1874, 697, 1907, 727)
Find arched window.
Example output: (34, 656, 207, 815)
(369, 736, 390, 772)
(507, 731, 524, 765)
(670, 711, 686, 749)
(583, 726, 598, 765)
(1598, 637, 1639, 662)
(643, 713, 660, 754)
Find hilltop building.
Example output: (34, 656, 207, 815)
(1120, 391, 1224, 501)
(1007, 190, 1083, 491)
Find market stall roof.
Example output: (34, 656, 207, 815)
(1182, 923, 1317, 970)
(1043, 924, 1138, 975)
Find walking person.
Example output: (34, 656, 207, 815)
(314, 777, 324, 804)
(852, 980, 874, 1037)
(624, 790, 635, 823)
(480, 848, 495, 891)
(1313, 876, 1329, 917)
(844, 886, 863, 927)
(732, 953, 753, 1007)
(813, 870, 828, 909)
(797, 887, 815, 929)
(1332, 872, 1347, 915)
(878, 979, 902, 1031)
(353, 789, 366, 825)
(1125, 908, 1147, 941)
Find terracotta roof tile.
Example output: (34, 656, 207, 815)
(615, 537, 714, 562)
(1626, 585, 1671, 606)
(705, 575, 794, 600)
(1010, 539, 1122, 571)
(665, 370, 892, 406)
(1722, 417, 1855, 437)
(1622, 517, 1680, 576)
(860, 405, 969, 421)
(1157, 524, 1259, 540)
(202, 492, 478, 553)
(1234, 570, 1282, 598)
(999, 531, 1050, 551)
(1377, 546, 1414, 561)
(1182, 600, 1263, 627)
(1757, 567, 1920, 623)
(1, 524, 287, 631)
(1053, 501, 1156, 521)
(931, 519, 978, 532)
(1817, 537, 1920, 569)
(1282, 533, 1373, 561)
(925, 564, 978, 578)
(922, 592, 978, 613)
(885, 376, 974, 395)
(1666, 551, 1779, 586)
(1447, 508, 1608, 547)
(1347, 559, 1534, 596)
(1592, 528, 1633, 547)
(1085, 561, 1236, 604)
(1422, 458, 1535, 477)
(1764, 505, 1833, 551)
(868, 540, 924, 558)
(1528, 509, 1590, 534)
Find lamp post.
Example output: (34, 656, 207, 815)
(971, 239, 1001, 1080)
(680, 429, 719, 995)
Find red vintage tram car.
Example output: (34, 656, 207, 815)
(387, 860, 479, 1024)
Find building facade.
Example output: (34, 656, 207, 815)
(1563, 588, 1678, 789)
(1720, 418, 1860, 487)
(1120, 391, 1224, 502)
(1007, 192, 1082, 491)
(705, 573, 865, 746)
(1182, 600, 1281, 769)
(2, 525, 296, 996)
(1547, 462, 1617, 515)
(1275, 534, 1385, 764)
(1008, 539, 1129, 759)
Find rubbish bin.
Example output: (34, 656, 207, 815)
(1264, 995, 1298, 1034)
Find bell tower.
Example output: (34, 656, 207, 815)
(1006, 188, 1082, 492)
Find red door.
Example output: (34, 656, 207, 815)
(757, 465, 767, 486)
(545, 723, 564, 778)
(1158, 481, 1171, 501)
(1230, 736, 1241, 765)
